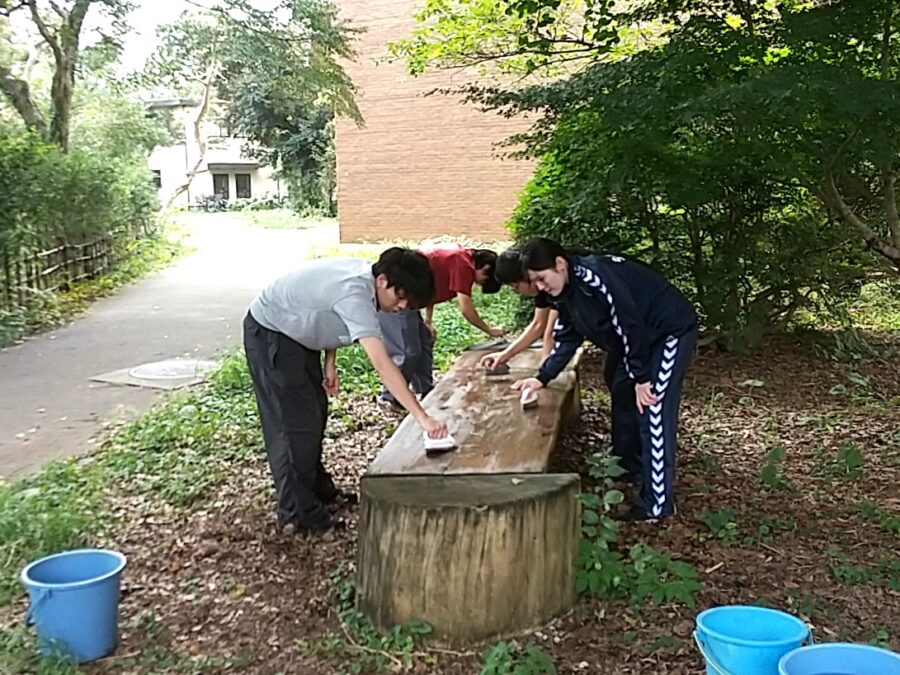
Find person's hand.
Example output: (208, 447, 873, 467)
(323, 363, 340, 396)
(480, 352, 507, 370)
(488, 326, 506, 338)
(420, 415, 448, 439)
(512, 377, 544, 392)
(635, 381, 658, 414)
(425, 322, 437, 343)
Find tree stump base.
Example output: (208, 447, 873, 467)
(356, 473, 581, 645)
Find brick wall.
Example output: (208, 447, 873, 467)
(335, 0, 535, 243)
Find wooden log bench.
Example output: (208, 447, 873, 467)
(357, 345, 583, 645)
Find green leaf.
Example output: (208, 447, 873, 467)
(603, 489, 625, 506)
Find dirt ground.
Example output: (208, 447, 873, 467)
(78, 335, 899, 674)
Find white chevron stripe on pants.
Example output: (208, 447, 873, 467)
(636, 329, 696, 518)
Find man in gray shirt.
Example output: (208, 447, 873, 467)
(244, 247, 448, 534)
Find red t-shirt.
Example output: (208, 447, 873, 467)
(424, 245, 475, 305)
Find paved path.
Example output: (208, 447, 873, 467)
(0, 215, 340, 479)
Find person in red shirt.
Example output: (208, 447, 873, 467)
(377, 244, 504, 410)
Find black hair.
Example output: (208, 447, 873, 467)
(495, 248, 526, 284)
(521, 237, 568, 272)
(372, 247, 434, 307)
(470, 248, 501, 294)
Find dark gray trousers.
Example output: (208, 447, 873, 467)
(378, 309, 434, 402)
(243, 312, 336, 527)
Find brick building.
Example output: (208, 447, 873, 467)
(334, 0, 535, 243)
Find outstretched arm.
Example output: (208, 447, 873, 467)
(457, 292, 504, 337)
(359, 337, 447, 438)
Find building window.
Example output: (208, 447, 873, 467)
(212, 173, 230, 200)
(235, 173, 252, 199)
(152, 170, 162, 189)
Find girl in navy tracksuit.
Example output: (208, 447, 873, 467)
(513, 238, 697, 521)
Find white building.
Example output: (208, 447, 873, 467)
(148, 99, 285, 208)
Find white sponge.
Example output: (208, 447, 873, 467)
(520, 388, 539, 410)
(423, 431, 458, 455)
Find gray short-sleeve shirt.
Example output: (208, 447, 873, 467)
(248, 258, 383, 350)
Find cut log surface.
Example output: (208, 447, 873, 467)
(368, 347, 581, 476)
(356, 473, 581, 645)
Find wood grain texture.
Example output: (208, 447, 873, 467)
(356, 473, 581, 645)
(368, 347, 581, 476)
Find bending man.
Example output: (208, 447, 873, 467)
(244, 248, 448, 535)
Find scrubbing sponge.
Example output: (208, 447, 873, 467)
(423, 431, 458, 456)
(520, 388, 539, 410)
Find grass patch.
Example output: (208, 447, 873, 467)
(0, 462, 105, 605)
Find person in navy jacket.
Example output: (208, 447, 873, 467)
(512, 237, 697, 521)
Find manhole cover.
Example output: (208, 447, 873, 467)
(128, 359, 218, 381)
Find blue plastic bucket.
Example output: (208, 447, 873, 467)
(20, 549, 127, 663)
(694, 605, 811, 675)
(779, 642, 900, 675)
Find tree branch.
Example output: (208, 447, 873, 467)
(68, 0, 93, 40)
(49, 0, 66, 20)
(824, 169, 900, 269)
(165, 46, 221, 209)
(0, 1, 27, 18)
(825, 127, 861, 173)
(0, 62, 49, 136)
(25, 0, 62, 63)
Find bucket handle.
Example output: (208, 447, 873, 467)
(694, 628, 815, 675)
(23, 588, 51, 626)
(693, 631, 732, 675)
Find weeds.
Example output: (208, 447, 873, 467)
(744, 516, 796, 548)
(812, 444, 866, 481)
(696, 507, 739, 546)
(575, 452, 701, 608)
(786, 588, 820, 618)
(0, 461, 104, 603)
(853, 501, 900, 535)
(300, 565, 437, 674)
(760, 446, 792, 491)
(827, 547, 900, 590)
(869, 628, 891, 649)
(480, 641, 557, 675)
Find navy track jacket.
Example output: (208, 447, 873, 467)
(537, 254, 697, 386)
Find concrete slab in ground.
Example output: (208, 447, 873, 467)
(90, 358, 220, 390)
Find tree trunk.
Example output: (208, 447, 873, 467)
(357, 473, 581, 646)
(49, 55, 75, 151)
(164, 51, 220, 210)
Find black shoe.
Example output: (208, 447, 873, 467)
(320, 488, 358, 506)
(282, 515, 345, 536)
(616, 505, 672, 523)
